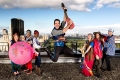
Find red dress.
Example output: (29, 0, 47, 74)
(82, 54, 94, 76)
(82, 41, 94, 76)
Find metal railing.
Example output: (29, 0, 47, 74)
(48, 41, 120, 52)
(0, 40, 120, 53)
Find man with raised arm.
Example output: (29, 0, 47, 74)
(46, 18, 74, 62)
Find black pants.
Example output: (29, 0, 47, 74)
(102, 50, 111, 71)
(96, 59, 102, 75)
(102, 49, 106, 64)
(50, 45, 74, 62)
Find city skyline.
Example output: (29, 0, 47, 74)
(0, 0, 120, 35)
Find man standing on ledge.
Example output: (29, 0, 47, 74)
(46, 18, 74, 62)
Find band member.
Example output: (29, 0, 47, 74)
(20, 35, 26, 42)
(46, 18, 74, 62)
(9, 33, 21, 76)
(81, 33, 94, 76)
(93, 32, 103, 78)
(33, 30, 41, 76)
(25, 30, 33, 46)
(23, 30, 33, 73)
(101, 29, 116, 71)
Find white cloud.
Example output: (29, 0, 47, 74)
(66, 23, 120, 35)
(93, 0, 120, 9)
(74, 0, 93, 4)
(0, 0, 120, 11)
(0, 0, 93, 11)
(69, 4, 92, 12)
(108, 2, 120, 8)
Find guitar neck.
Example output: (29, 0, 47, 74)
(64, 10, 68, 19)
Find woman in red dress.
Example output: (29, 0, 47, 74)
(81, 33, 94, 76)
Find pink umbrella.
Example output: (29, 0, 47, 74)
(9, 42, 34, 65)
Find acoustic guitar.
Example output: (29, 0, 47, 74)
(61, 3, 75, 29)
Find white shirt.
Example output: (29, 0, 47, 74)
(33, 37, 41, 54)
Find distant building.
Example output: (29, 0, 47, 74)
(11, 18, 24, 36)
(38, 35, 49, 43)
(2, 29, 8, 35)
(2, 29, 8, 42)
(76, 34, 79, 37)
(0, 29, 9, 51)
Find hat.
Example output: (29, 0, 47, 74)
(34, 30, 39, 34)
(108, 29, 114, 33)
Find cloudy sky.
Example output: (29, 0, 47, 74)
(0, 0, 120, 35)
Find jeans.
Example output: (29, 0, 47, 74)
(35, 54, 41, 68)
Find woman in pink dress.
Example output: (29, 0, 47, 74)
(81, 33, 94, 76)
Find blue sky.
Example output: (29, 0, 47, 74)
(0, 0, 120, 35)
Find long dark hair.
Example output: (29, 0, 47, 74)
(93, 32, 101, 40)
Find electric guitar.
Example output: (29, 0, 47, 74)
(61, 3, 75, 29)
